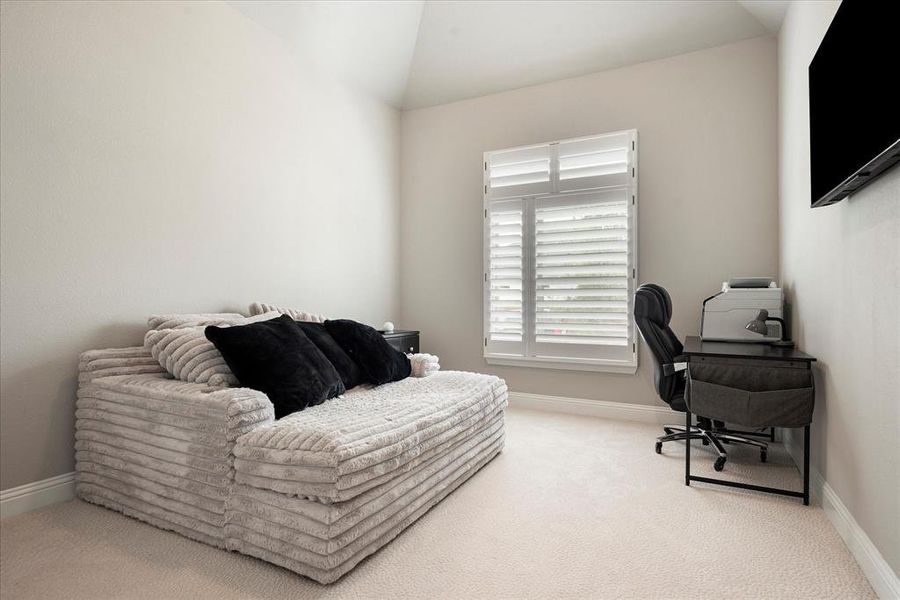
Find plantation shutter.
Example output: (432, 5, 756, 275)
(484, 130, 637, 371)
(532, 190, 631, 360)
(557, 132, 631, 192)
(486, 144, 552, 199)
(485, 199, 525, 356)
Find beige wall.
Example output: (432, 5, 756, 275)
(778, 1, 900, 574)
(0, 1, 400, 490)
(399, 37, 778, 406)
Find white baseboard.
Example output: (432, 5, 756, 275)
(508, 391, 673, 424)
(784, 431, 899, 599)
(1, 472, 75, 520)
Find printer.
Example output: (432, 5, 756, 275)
(700, 277, 783, 343)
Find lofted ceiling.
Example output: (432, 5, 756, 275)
(227, 0, 788, 110)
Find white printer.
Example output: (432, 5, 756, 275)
(700, 277, 783, 343)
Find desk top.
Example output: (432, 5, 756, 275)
(682, 336, 816, 362)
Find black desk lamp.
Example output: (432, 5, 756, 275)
(745, 309, 795, 347)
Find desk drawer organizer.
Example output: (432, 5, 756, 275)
(686, 357, 815, 428)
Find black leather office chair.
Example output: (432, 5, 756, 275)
(634, 283, 768, 471)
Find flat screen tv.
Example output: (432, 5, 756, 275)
(809, 2, 900, 207)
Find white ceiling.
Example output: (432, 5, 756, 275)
(227, 0, 424, 106)
(227, 0, 788, 110)
(737, 1, 790, 34)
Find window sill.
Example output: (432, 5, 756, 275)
(484, 355, 638, 374)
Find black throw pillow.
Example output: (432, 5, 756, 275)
(295, 321, 361, 390)
(323, 319, 411, 386)
(205, 314, 344, 419)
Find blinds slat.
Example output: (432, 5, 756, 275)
(536, 200, 627, 219)
(559, 149, 627, 170)
(537, 220, 627, 233)
(536, 229, 627, 244)
(490, 224, 523, 236)
(536, 264, 627, 276)
(559, 163, 627, 180)
(536, 253, 628, 267)
(490, 159, 551, 179)
(536, 299, 625, 310)
(536, 303, 627, 312)
(491, 249, 523, 259)
(490, 172, 551, 188)
(536, 314, 629, 323)
(536, 242, 627, 257)
(535, 335, 629, 346)
(490, 257, 523, 268)
(536, 322, 628, 331)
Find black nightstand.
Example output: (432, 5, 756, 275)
(380, 330, 420, 354)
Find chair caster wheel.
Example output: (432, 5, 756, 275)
(760, 449, 767, 463)
(714, 457, 726, 472)
(655, 441, 662, 454)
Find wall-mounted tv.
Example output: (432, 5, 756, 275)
(809, 2, 900, 207)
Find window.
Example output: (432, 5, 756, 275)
(483, 130, 638, 373)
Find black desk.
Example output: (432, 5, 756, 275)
(683, 337, 816, 363)
(681, 336, 817, 504)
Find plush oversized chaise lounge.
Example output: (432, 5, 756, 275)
(75, 344, 507, 583)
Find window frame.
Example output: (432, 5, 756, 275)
(482, 129, 639, 374)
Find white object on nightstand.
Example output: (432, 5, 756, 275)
(382, 321, 394, 333)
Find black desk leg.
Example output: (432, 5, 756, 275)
(803, 425, 810, 506)
(685, 410, 691, 486)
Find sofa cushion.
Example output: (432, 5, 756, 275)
(205, 314, 345, 419)
(231, 370, 508, 502)
(296, 322, 361, 390)
(324, 319, 411, 385)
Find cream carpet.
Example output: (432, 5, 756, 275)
(1, 408, 874, 599)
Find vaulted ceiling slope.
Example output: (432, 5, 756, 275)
(226, 0, 424, 106)
(227, 0, 787, 110)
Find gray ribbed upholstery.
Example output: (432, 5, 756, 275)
(74, 346, 506, 584)
(75, 350, 274, 547)
(232, 372, 507, 502)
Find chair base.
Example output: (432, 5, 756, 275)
(656, 424, 769, 471)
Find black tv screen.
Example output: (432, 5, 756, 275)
(809, 2, 900, 207)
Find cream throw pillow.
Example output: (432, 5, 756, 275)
(248, 302, 326, 323)
(144, 311, 279, 386)
(147, 313, 246, 330)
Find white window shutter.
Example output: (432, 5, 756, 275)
(487, 145, 552, 199)
(532, 190, 631, 361)
(557, 132, 631, 192)
(483, 129, 637, 371)
(485, 199, 525, 356)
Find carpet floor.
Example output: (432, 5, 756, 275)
(1, 408, 874, 599)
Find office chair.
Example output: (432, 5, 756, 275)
(634, 284, 768, 471)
